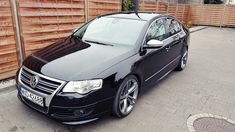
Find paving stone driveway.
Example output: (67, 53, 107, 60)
(0, 27, 235, 132)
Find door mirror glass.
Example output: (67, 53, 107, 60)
(145, 39, 164, 48)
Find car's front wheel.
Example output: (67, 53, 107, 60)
(175, 47, 188, 71)
(112, 75, 139, 118)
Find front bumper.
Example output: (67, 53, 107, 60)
(17, 85, 114, 125)
(16, 67, 116, 125)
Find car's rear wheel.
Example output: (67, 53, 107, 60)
(175, 47, 188, 71)
(112, 75, 139, 118)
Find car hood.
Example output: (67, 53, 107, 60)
(23, 36, 135, 81)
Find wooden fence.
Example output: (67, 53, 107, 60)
(139, 1, 190, 25)
(0, 0, 235, 80)
(140, 1, 235, 27)
(0, 0, 121, 80)
(87, 0, 121, 21)
(17, 0, 86, 56)
(0, 0, 19, 80)
(17, 0, 121, 57)
(189, 4, 235, 27)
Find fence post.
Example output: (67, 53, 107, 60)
(142, 0, 145, 11)
(85, 0, 88, 22)
(176, 4, 178, 18)
(220, 4, 226, 28)
(11, 0, 24, 65)
(187, 5, 191, 26)
(156, 2, 158, 12)
(167, 2, 169, 14)
(199, 4, 203, 26)
(120, 0, 122, 11)
(182, 4, 185, 24)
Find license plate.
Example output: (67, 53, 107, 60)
(21, 88, 44, 107)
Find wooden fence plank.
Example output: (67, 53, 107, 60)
(140, 2, 235, 27)
(0, 0, 19, 80)
(17, 0, 86, 56)
(87, 0, 121, 21)
(190, 4, 235, 27)
(139, 2, 189, 25)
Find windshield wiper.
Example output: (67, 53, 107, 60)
(84, 40, 113, 46)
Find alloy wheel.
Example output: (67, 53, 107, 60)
(119, 79, 139, 115)
(181, 49, 188, 69)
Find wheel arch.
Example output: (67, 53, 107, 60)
(132, 73, 143, 93)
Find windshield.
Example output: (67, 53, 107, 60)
(73, 17, 146, 46)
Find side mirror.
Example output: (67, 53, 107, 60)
(145, 39, 164, 48)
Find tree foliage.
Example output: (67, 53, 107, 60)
(122, 0, 135, 11)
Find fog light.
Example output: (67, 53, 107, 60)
(74, 108, 93, 117)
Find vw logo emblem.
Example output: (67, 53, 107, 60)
(30, 75, 39, 88)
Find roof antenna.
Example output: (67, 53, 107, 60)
(134, 0, 141, 19)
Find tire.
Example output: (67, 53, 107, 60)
(175, 47, 188, 71)
(112, 75, 139, 118)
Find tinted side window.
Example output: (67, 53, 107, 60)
(165, 18, 181, 37)
(146, 19, 166, 42)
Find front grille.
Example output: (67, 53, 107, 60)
(20, 67, 62, 95)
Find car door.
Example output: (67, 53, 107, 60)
(142, 18, 172, 83)
(164, 18, 185, 67)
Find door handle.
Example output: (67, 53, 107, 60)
(174, 35, 180, 40)
(165, 46, 170, 52)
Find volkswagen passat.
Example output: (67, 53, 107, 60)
(16, 12, 190, 125)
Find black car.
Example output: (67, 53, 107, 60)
(16, 12, 190, 125)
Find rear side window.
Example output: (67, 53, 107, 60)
(146, 18, 167, 42)
(165, 18, 181, 37)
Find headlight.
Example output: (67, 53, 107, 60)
(62, 79, 103, 94)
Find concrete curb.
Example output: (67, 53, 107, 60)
(0, 79, 16, 93)
(0, 85, 17, 95)
(189, 26, 208, 33)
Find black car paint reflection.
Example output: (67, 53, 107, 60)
(23, 36, 91, 74)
